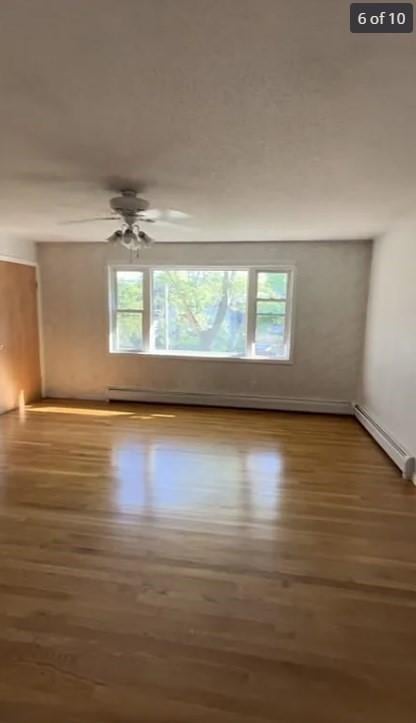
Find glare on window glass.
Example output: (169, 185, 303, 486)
(152, 269, 248, 355)
(257, 272, 288, 300)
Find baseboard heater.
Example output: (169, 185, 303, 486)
(107, 386, 352, 415)
(354, 404, 415, 481)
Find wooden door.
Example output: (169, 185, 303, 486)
(0, 261, 41, 414)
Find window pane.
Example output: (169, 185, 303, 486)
(256, 300, 286, 315)
(255, 314, 286, 358)
(116, 271, 143, 310)
(116, 312, 143, 351)
(257, 272, 288, 300)
(152, 269, 248, 355)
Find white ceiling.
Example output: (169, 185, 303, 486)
(0, 0, 415, 244)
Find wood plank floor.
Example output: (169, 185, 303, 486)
(0, 399, 415, 722)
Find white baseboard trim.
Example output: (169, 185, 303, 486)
(354, 404, 415, 481)
(107, 387, 352, 415)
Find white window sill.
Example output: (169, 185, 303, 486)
(109, 350, 293, 365)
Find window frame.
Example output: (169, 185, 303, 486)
(108, 264, 295, 364)
(251, 269, 293, 360)
(109, 268, 145, 353)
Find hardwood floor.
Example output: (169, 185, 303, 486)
(0, 400, 415, 722)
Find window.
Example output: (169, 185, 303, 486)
(254, 271, 289, 358)
(110, 267, 294, 361)
(153, 269, 248, 356)
(111, 270, 144, 351)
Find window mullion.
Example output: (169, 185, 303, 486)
(283, 271, 292, 355)
(110, 269, 117, 352)
(246, 269, 257, 357)
(142, 268, 151, 352)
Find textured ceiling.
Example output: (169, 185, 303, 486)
(0, 0, 415, 243)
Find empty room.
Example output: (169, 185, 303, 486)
(0, 1, 415, 721)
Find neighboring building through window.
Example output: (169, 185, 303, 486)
(109, 267, 294, 361)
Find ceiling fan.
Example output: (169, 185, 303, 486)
(61, 189, 192, 253)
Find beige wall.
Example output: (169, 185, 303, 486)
(360, 216, 416, 459)
(38, 240, 371, 404)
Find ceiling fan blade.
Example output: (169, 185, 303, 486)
(144, 208, 191, 222)
(60, 216, 117, 225)
(153, 220, 196, 231)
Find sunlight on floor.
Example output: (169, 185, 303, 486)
(150, 413, 176, 418)
(26, 406, 178, 420)
(27, 406, 135, 417)
(129, 414, 177, 420)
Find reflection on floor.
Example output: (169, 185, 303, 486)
(0, 399, 415, 723)
(113, 440, 283, 516)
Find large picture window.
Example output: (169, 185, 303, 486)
(110, 267, 294, 361)
(153, 269, 248, 356)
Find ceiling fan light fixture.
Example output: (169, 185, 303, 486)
(120, 227, 142, 252)
(107, 229, 123, 243)
(138, 230, 153, 246)
(122, 228, 136, 244)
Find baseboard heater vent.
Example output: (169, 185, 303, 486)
(107, 387, 352, 415)
(354, 404, 415, 481)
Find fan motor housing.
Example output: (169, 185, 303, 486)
(110, 191, 149, 215)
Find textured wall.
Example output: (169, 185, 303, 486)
(360, 216, 416, 459)
(0, 2, 415, 244)
(38, 241, 371, 403)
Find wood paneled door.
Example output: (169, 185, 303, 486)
(0, 261, 41, 414)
